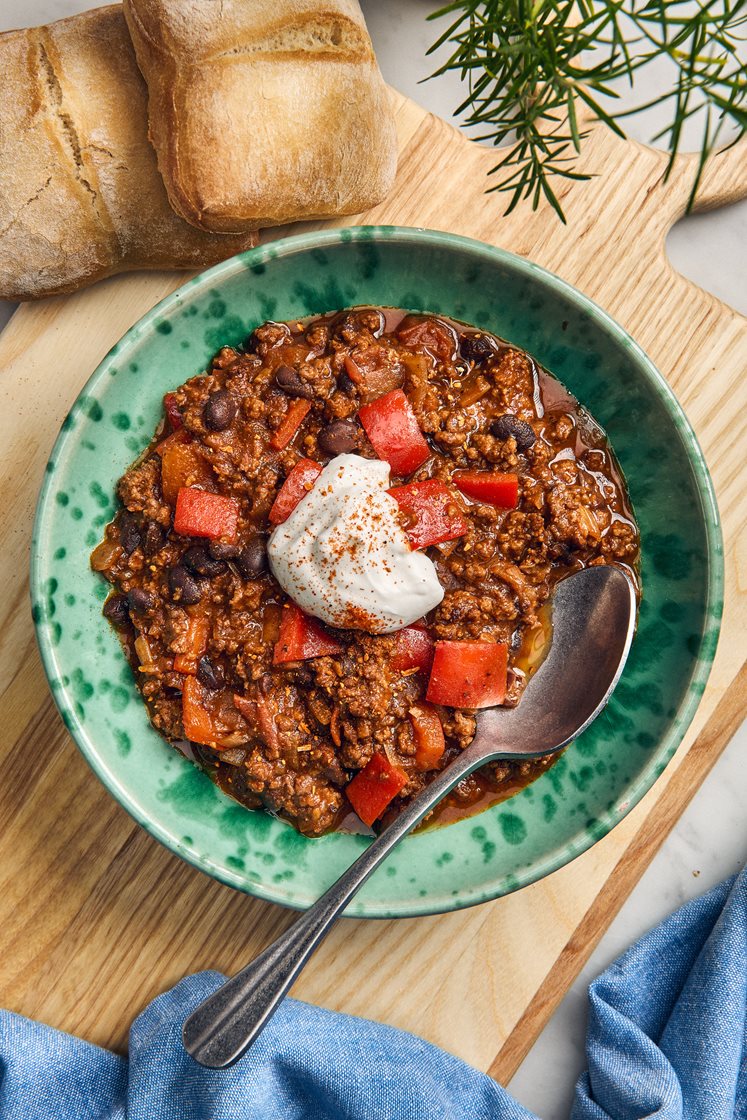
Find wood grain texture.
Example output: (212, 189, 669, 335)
(0, 89, 745, 1077)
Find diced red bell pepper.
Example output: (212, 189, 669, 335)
(160, 438, 214, 505)
(268, 459, 322, 525)
(174, 609, 210, 674)
(391, 626, 435, 675)
(174, 487, 239, 541)
(270, 399, 312, 450)
(426, 640, 508, 709)
(358, 389, 430, 476)
(409, 704, 446, 771)
(182, 676, 218, 745)
(163, 392, 183, 431)
(273, 603, 344, 664)
(388, 479, 468, 549)
(346, 752, 408, 827)
(397, 317, 458, 364)
(453, 470, 519, 509)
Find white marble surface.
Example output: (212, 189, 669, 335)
(2, 2, 745, 1114)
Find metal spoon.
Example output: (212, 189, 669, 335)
(183, 564, 636, 1068)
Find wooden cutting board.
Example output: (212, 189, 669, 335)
(0, 89, 745, 1083)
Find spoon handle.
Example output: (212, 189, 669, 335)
(182, 747, 485, 1068)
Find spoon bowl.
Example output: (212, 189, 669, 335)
(475, 563, 637, 758)
(183, 565, 636, 1069)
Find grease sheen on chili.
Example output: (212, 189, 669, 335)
(91, 307, 640, 837)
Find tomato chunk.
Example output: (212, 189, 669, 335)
(174, 487, 239, 541)
(160, 438, 214, 505)
(174, 609, 210, 674)
(388, 479, 468, 549)
(426, 641, 508, 709)
(346, 753, 408, 827)
(359, 389, 430, 476)
(182, 676, 218, 745)
(397, 317, 458, 364)
(273, 603, 344, 664)
(409, 704, 446, 771)
(270, 399, 312, 451)
(344, 349, 402, 397)
(454, 470, 519, 509)
(269, 459, 322, 525)
(392, 626, 435, 674)
(163, 392, 183, 431)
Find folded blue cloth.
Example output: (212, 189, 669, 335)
(1, 868, 745, 1120)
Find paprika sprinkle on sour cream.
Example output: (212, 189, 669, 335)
(92, 306, 640, 836)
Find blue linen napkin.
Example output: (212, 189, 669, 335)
(1, 868, 745, 1120)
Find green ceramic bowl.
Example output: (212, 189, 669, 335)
(31, 227, 722, 918)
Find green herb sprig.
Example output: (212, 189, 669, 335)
(426, 1, 747, 222)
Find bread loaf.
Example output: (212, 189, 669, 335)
(123, 0, 397, 233)
(0, 6, 256, 302)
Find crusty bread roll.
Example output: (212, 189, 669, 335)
(123, 0, 397, 233)
(0, 6, 256, 302)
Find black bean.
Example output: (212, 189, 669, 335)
(274, 364, 314, 400)
(460, 333, 497, 364)
(183, 544, 226, 578)
(203, 389, 236, 431)
(119, 511, 141, 555)
(143, 521, 167, 557)
(168, 565, 202, 605)
(235, 536, 267, 579)
(208, 540, 241, 561)
(317, 419, 359, 456)
(103, 594, 130, 627)
(127, 587, 155, 614)
(337, 371, 356, 395)
(490, 414, 536, 451)
(197, 656, 225, 691)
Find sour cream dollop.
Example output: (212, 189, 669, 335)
(268, 454, 444, 633)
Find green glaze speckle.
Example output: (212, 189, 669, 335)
(109, 686, 130, 713)
(499, 814, 527, 846)
(114, 730, 131, 756)
(205, 316, 245, 353)
(158, 765, 218, 813)
(470, 825, 497, 863)
(207, 297, 227, 319)
(89, 481, 111, 510)
(30, 226, 723, 918)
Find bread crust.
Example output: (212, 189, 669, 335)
(0, 5, 256, 302)
(123, 0, 397, 233)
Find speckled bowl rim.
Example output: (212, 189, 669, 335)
(31, 226, 723, 917)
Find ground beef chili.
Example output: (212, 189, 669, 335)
(91, 307, 640, 837)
